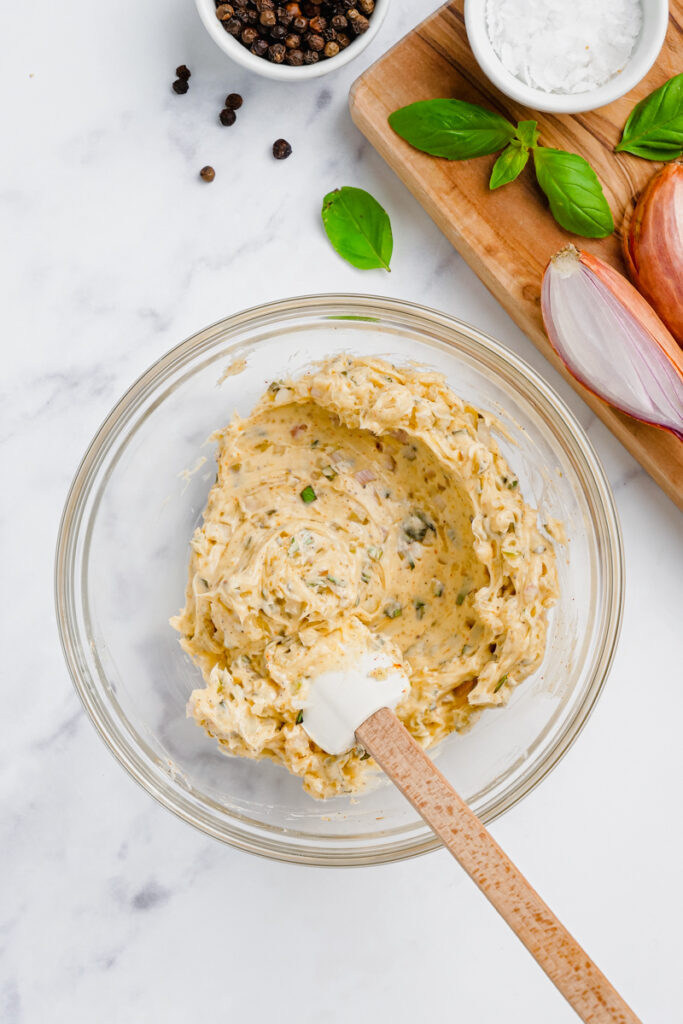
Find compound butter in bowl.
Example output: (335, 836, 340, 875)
(56, 295, 623, 865)
(172, 354, 562, 800)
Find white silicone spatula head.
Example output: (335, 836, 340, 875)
(302, 646, 409, 755)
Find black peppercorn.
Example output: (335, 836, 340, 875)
(256, 0, 275, 8)
(172, 78, 189, 94)
(292, 15, 308, 31)
(308, 32, 324, 50)
(285, 47, 304, 64)
(200, 165, 216, 182)
(241, 25, 259, 43)
(324, 39, 339, 56)
(176, 64, 191, 79)
(309, 14, 326, 30)
(226, 92, 243, 108)
(219, 106, 237, 125)
(269, 42, 286, 61)
(273, 138, 292, 159)
(276, 4, 293, 23)
(301, 1, 317, 15)
(225, 16, 242, 34)
(336, 30, 350, 47)
(358, 0, 374, 13)
(323, 26, 337, 41)
(251, 36, 269, 54)
(331, 13, 347, 28)
(303, 48, 319, 63)
(260, 9, 277, 25)
(347, 8, 369, 32)
(284, 32, 301, 47)
(216, 2, 234, 16)
(271, 22, 287, 38)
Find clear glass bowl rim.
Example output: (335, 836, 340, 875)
(55, 294, 624, 866)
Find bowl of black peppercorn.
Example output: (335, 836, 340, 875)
(195, 0, 389, 79)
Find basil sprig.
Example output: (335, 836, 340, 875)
(533, 149, 614, 238)
(321, 187, 393, 271)
(616, 72, 683, 161)
(388, 98, 613, 238)
(388, 99, 516, 159)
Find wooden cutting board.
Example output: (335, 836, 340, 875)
(350, 1, 683, 511)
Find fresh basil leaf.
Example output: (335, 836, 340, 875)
(515, 120, 539, 148)
(532, 148, 614, 238)
(321, 187, 393, 271)
(490, 142, 529, 190)
(616, 73, 683, 161)
(388, 99, 516, 160)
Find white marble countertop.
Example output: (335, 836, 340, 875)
(2, 1, 682, 1021)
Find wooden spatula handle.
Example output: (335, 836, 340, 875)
(356, 707, 641, 1024)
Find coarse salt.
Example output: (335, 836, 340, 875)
(485, 0, 643, 95)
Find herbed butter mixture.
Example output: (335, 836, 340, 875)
(172, 355, 559, 798)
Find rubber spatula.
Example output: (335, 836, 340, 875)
(302, 651, 641, 1024)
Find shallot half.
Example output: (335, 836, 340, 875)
(541, 246, 683, 440)
(622, 162, 683, 346)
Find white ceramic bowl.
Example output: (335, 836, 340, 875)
(465, 0, 669, 114)
(195, 0, 390, 80)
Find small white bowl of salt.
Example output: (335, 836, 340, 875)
(465, 0, 669, 114)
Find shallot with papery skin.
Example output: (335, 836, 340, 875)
(622, 162, 683, 347)
(541, 246, 683, 440)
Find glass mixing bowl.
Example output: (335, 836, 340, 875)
(55, 295, 623, 865)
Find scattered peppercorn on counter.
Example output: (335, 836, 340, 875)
(172, 356, 560, 798)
